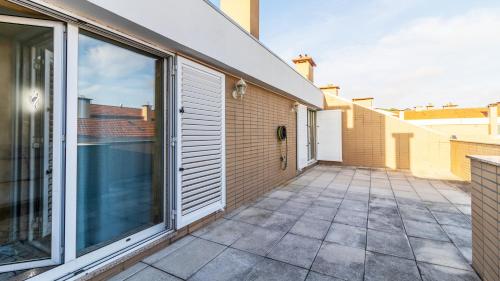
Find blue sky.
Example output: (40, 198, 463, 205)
(78, 33, 156, 108)
(210, 0, 500, 109)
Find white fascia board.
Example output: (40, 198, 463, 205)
(37, 0, 324, 109)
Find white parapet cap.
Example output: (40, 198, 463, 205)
(34, 0, 324, 109)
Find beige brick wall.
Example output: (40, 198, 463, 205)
(225, 75, 298, 211)
(470, 158, 499, 281)
(451, 140, 500, 181)
(324, 94, 452, 179)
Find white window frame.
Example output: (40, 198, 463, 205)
(0, 15, 64, 273)
(63, 24, 173, 266)
(175, 57, 226, 228)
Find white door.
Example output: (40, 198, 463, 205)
(0, 15, 63, 273)
(176, 57, 226, 228)
(317, 110, 342, 162)
(296, 104, 308, 170)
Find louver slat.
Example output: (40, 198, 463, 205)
(176, 57, 225, 228)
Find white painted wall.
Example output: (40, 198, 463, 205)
(297, 104, 308, 170)
(38, 0, 324, 108)
(317, 110, 342, 162)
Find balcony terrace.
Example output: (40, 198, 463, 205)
(109, 165, 479, 281)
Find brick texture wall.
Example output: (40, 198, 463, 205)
(451, 140, 500, 181)
(324, 93, 452, 179)
(470, 157, 499, 281)
(225, 76, 298, 211)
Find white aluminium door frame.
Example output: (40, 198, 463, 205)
(0, 15, 64, 273)
(63, 23, 172, 266)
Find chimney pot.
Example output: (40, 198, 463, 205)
(142, 104, 153, 122)
(78, 96, 92, 119)
(292, 54, 316, 82)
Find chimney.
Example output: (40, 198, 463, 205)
(78, 96, 92, 118)
(320, 84, 340, 96)
(142, 104, 153, 122)
(352, 97, 374, 108)
(221, 0, 259, 39)
(488, 103, 498, 136)
(292, 54, 316, 82)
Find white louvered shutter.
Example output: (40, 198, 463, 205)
(176, 57, 226, 228)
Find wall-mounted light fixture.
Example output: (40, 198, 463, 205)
(232, 78, 247, 100)
(291, 102, 300, 113)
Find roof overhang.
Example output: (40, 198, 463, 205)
(30, 0, 324, 109)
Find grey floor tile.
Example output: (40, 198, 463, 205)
(404, 220, 449, 241)
(245, 258, 309, 281)
(290, 194, 316, 205)
(455, 204, 471, 216)
(441, 225, 471, 247)
(364, 252, 421, 281)
(143, 235, 196, 264)
(233, 207, 274, 226)
(289, 216, 331, 240)
(311, 243, 365, 281)
(325, 223, 366, 249)
(426, 203, 460, 214)
(431, 211, 471, 228)
(340, 199, 368, 212)
(267, 190, 296, 200)
(400, 208, 437, 223)
(367, 229, 414, 259)
(232, 226, 285, 256)
(192, 219, 254, 245)
(224, 204, 249, 219)
(344, 192, 369, 202)
(189, 248, 263, 281)
(152, 238, 226, 279)
(253, 198, 287, 211)
(368, 212, 404, 232)
(126, 266, 182, 281)
(267, 233, 322, 268)
(369, 205, 399, 216)
(333, 208, 367, 227)
(108, 262, 148, 281)
(314, 196, 342, 208)
(277, 200, 311, 216)
(306, 271, 344, 281)
(409, 237, 472, 271)
(303, 205, 337, 221)
(418, 262, 481, 281)
(260, 212, 298, 232)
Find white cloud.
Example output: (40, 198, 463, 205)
(314, 8, 500, 108)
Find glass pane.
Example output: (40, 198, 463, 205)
(0, 22, 54, 265)
(76, 32, 164, 256)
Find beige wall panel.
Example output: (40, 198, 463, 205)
(324, 94, 453, 179)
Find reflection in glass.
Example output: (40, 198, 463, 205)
(0, 22, 53, 265)
(76, 32, 163, 255)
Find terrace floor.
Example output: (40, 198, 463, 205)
(110, 165, 480, 281)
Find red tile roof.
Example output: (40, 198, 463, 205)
(90, 104, 143, 119)
(78, 119, 155, 138)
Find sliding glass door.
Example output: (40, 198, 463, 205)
(0, 15, 63, 272)
(71, 30, 166, 257)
